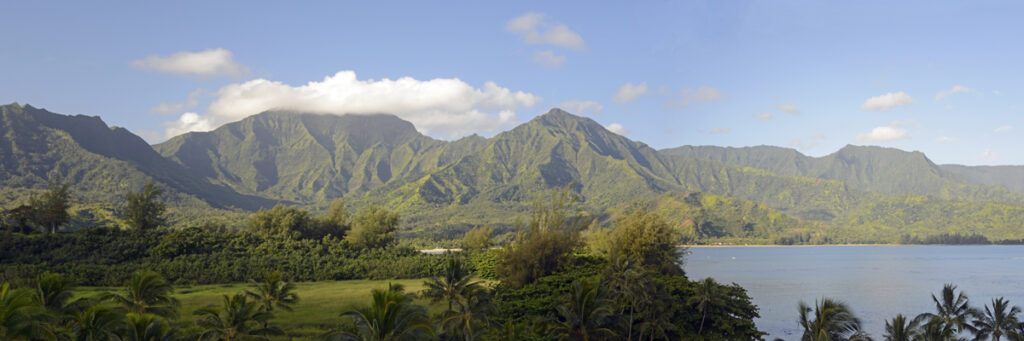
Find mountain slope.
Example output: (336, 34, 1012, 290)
(155, 111, 487, 203)
(0, 103, 269, 210)
(660, 145, 1024, 203)
(372, 109, 682, 211)
(941, 164, 1024, 193)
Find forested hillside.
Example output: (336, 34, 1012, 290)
(4, 102, 1024, 243)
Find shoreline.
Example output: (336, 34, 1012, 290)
(682, 243, 893, 247)
(682, 243, 1012, 247)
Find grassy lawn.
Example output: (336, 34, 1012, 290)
(75, 278, 446, 339)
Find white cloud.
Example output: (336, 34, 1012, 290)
(163, 112, 215, 138)
(605, 123, 627, 135)
(993, 90, 1002, 95)
(935, 136, 956, 143)
(860, 92, 915, 111)
(532, 50, 566, 68)
(981, 149, 995, 161)
(692, 86, 724, 102)
(935, 85, 971, 100)
(150, 89, 205, 115)
(855, 125, 909, 142)
(506, 12, 586, 50)
(558, 100, 603, 116)
(777, 104, 801, 115)
(754, 113, 773, 122)
(709, 127, 731, 134)
(131, 48, 248, 78)
(613, 82, 648, 104)
(162, 70, 541, 139)
(812, 134, 827, 140)
(995, 125, 1013, 132)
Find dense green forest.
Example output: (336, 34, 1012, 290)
(1, 187, 769, 340)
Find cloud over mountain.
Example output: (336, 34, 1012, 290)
(162, 71, 541, 139)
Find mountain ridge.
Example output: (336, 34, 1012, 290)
(7, 103, 1024, 242)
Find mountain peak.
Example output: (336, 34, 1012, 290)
(529, 107, 604, 131)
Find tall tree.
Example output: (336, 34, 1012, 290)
(689, 277, 722, 335)
(973, 298, 1022, 341)
(34, 271, 76, 323)
(440, 285, 501, 341)
(545, 279, 615, 341)
(497, 187, 589, 288)
(460, 226, 493, 253)
(635, 285, 675, 341)
(103, 270, 179, 319)
(604, 257, 647, 341)
(314, 198, 351, 239)
(124, 313, 179, 341)
(123, 182, 167, 230)
(422, 256, 478, 312)
(195, 294, 282, 341)
(608, 209, 684, 275)
(798, 298, 864, 341)
(0, 283, 52, 340)
(247, 204, 314, 239)
(69, 304, 127, 341)
(345, 206, 400, 249)
(245, 271, 299, 315)
(325, 283, 431, 341)
(882, 314, 920, 341)
(917, 284, 979, 337)
(32, 176, 71, 234)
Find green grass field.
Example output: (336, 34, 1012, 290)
(74, 279, 447, 339)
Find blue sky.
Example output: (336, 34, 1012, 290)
(2, 1, 1022, 165)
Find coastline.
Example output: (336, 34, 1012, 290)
(682, 244, 894, 247)
(681, 243, 1009, 247)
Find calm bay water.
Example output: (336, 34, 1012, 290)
(685, 245, 1024, 340)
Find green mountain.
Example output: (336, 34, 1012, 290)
(7, 103, 1024, 243)
(0, 103, 270, 213)
(155, 111, 486, 203)
(660, 145, 1024, 203)
(941, 164, 1024, 193)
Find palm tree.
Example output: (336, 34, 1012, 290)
(689, 277, 721, 335)
(917, 284, 978, 337)
(635, 284, 675, 341)
(246, 271, 299, 314)
(883, 314, 921, 341)
(69, 304, 128, 341)
(439, 285, 500, 341)
(798, 298, 863, 341)
(124, 313, 179, 341)
(0, 283, 52, 340)
(422, 256, 478, 313)
(546, 279, 615, 341)
(103, 270, 179, 319)
(604, 257, 647, 341)
(34, 272, 75, 315)
(973, 298, 1021, 341)
(194, 294, 283, 341)
(915, 315, 961, 341)
(324, 283, 432, 341)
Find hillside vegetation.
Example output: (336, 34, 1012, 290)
(4, 103, 1024, 243)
